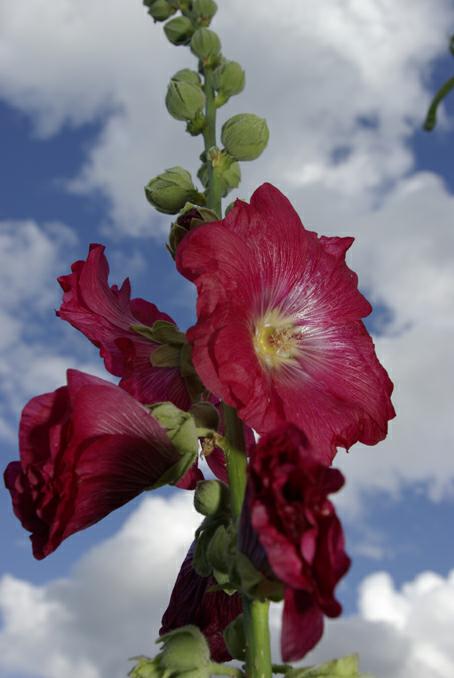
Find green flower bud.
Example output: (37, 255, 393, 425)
(192, 0, 218, 25)
(194, 480, 229, 516)
(145, 0, 176, 22)
(158, 626, 211, 674)
(171, 68, 201, 86)
(190, 28, 221, 64)
(149, 402, 199, 459)
(222, 113, 270, 161)
(165, 80, 205, 121)
(164, 15, 194, 45)
(128, 657, 160, 678)
(213, 60, 245, 105)
(145, 167, 203, 215)
(168, 204, 218, 257)
(287, 654, 372, 678)
(223, 615, 246, 661)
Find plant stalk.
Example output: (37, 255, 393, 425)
(202, 66, 223, 216)
(243, 598, 273, 678)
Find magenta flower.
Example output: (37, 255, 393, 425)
(239, 425, 350, 662)
(177, 183, 395, 462)
(58, 243, 190, 410)
(4, 370, 196, 559)
(160, 544, 242, 662)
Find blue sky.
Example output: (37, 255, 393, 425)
(1, 1, 454, 677)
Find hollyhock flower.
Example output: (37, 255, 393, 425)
(4, 370, 197, 559)
(239, 425, 350, 662)
(58, 243, 191, 410)
(160, 543, 242, 662)
(176, 183, 395, 462)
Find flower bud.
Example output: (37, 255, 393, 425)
(190, 28, 221, 64)
(171, 68, 201, 86)
(194, 479, 229, 516)
(192, 0, 218, 25)
(222, 113, 269, 161)
(213, 60, 245, 105)
(128, 657, 160, 678)
(144, 0, 176, 21)
(223, 614, 246, 661)
(158, 626, 211, 674)
(165, 79, 205, 121)
(145, 167, 203, 215)
(286, 654, 369, 678)
(164, 15, 194, 45)
(168, 204, 218, 256)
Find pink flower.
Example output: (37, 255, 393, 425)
(160, 544, 242, 662)
(4, 371, 196, 559)
(239, 425, 350, 662)
(58, 243, 190, 410)
(176, 183, 395, 462)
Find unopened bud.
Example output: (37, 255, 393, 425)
(165, 80, 205, 121)
(164, 15, 194, 45)
(145, 167, 203, 215)
(214, 61, 245, 105)
(194, 480, 229, 516)
(145, 0, 176, 21)
(171, 68, 201, 86)
(221, 113, 269, 161)
(190, 28, 221, 64)
(168, 204, 218, 256)
(158, 626, 211, 674)
(128, 657, 159, 678)
(193, 0, 218, 25)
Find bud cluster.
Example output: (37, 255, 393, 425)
(142, 0, 269, 253)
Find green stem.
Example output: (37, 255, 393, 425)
(202, 66, 223, 216)
(423, 75, 454, 131)
(272, 664, 292, 674)
(209, 663, 244, 677)
(221, 403, 247, 519)
(243, 598, 273, 678)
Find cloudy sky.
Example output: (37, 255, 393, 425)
(1, 1, 454, 676)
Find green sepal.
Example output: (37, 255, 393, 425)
(192, 0, 218, 25)
(158, 626, 211, 674)
(287, 654, 373, 678)
(171, 68, 202, 85)
(223, 614, 246, 661)
(149, 403, 199, 457)
(194, 480, 229, 517)
(221, 113, 270, 161)
(128, 656, 160, 678)
(213, 60, 245, 106)
(144, 0, 176, 22)
(234, 552, 284, 601)
(132, 319, 186, 346)
(165, 80, 205, 122)
(186, 110, 206, 136)
(150, 344, 181, 368)
(145, 167, 204, 215)
(190, 28, 222, 66)
(200, 148, 241, 197)
(168, 203, 219, 257)
(163, 15, 194, 45)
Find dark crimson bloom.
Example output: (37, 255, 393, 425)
(4, 370, 195, 559)
(58, 243, 190, 410)
(161, 543, 242, 662)
(239, 425, 350, 662)
(177, 183, 395, 462)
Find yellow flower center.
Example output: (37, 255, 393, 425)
(253, 310, 301, 369)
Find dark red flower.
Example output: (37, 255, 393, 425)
(58, 243, 190, 410)
(4, 370, 194, 559)
(176, 183, 395, 462)
(160, 543, 242, 662)
(240, 425, 350, 662)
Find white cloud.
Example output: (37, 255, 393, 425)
(0, 493, 200, 678)
(2, 493, 454, 678)
(0, 0, 452, 235)
(0, 220, 101, 441)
